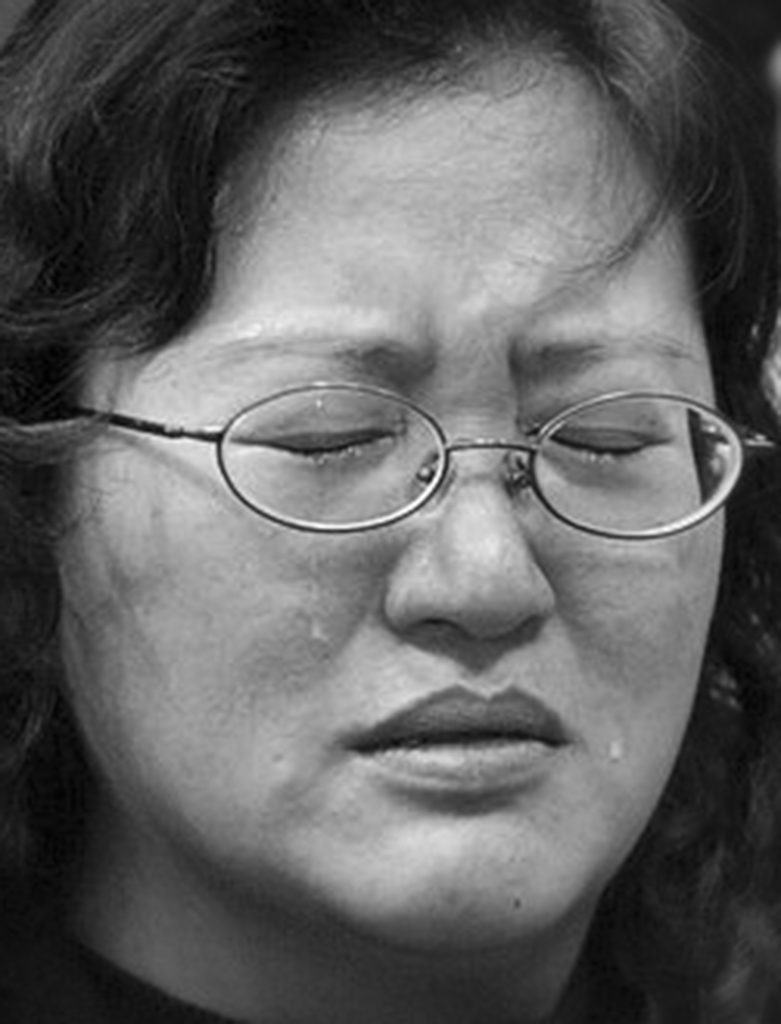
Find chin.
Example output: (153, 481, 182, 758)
(314, 869, 599, 958)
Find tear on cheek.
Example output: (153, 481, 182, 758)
(309, 617, 331, 646)
(608, 738, 624, 763)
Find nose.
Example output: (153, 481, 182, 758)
(384, 454, 556, 642)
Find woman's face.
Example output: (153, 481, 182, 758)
(60, 70, 722, 1006)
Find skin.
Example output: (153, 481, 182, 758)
(59, 67, 723, 1023)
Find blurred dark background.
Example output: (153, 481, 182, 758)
(699, 0, 781, 68)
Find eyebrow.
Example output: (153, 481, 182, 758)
(511, 333, 706, 383)
(197, 326, 437, 386)
(320, 337, 437, 383)
(192, 321, 703, 390)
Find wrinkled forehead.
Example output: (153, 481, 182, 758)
(82, 60, 700, 405)
(216, 60, 662, 284)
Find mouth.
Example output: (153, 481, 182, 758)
(349, 686, 568, 752)
(345, 687, 569, 796)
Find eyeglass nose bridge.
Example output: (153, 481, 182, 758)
(418, 437, 538, 495)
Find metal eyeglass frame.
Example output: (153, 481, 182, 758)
(67, 381, 777, 539)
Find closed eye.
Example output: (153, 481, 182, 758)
(549, 429, 660, 458)
(252, 428, 396, 459)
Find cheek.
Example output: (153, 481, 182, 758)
(547, 518, 722, 813)
(497, 523, 724, 889)
(553, 513, 721, 674)
(57, 448, 392, 783)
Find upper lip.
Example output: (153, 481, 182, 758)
(347, 686, 569, 753)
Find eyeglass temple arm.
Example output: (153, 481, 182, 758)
(64, 407, 780, 454)
(66, 407, 222, 444)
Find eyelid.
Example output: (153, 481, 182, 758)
(549, 430, 655, 455)
(265, 427, 393, 449)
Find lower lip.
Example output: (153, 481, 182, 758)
(353, 738, 562, 798)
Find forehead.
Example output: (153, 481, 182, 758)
(217, 67, 645, 294)
(91, 65, 708, 404)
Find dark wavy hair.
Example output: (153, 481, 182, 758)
(0, 0, 779, 1020)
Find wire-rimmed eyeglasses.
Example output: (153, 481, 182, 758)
(68, 382, 776, 539)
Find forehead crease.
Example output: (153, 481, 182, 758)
(282, 78, 617, 218)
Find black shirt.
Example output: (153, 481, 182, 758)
(0, 912, 242, 1024)
(0, 902, 655, 1024)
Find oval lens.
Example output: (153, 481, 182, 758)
(534, 395, 743, 537)
(219, 386, 444, 530)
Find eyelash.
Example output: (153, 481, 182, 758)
(549, 432, 655, 458)
(267, 428, 398, 460)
